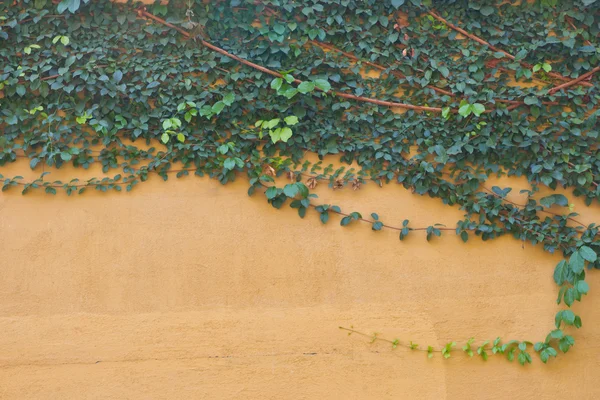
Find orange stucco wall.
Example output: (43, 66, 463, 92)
(1, 156, 599, 399)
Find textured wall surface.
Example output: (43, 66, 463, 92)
(1, 158, 600, 399)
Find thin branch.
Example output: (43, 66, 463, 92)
(548, 66, 600, 95)
(138, 9, 446, 113)
(427, 10, 594, 88)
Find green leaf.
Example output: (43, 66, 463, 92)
(564, 288, 575, 307)
(176, 133, 185, 143)
(160, 133, 169, 144)
(223, 158, 236, 170)
(266, 119, 280, 129)
(283, 183, 299, 198)
(112, 70, 123, 83)
(61, 36, 70, 45)
(514, 49, 528, 60)
(271, 78, 283, 91)
(540, 194, 568, 208)
(314, 79, 331, 93)
(60, 152, 72, 161)
(391, 0, 405, 8)
(273, 24, 285, 35)
(471, 103, 485, 116)
(579, 246, 597, 262)
(372, 221, 383, 231)
(57, 0, 78, 13)
(576, 280, 589, 295)
(284, 116, 299, 126)
(458, 104, 471, 117)
(524, 96, 538, 106)
(16, 85, 26, 97)
(441, 107, 450, 119)
(296, 183, 309, 198)
(569, 251, 585, 274)
(480, 6, 494, 16)
(553, 260, 568, 285)
(297, 81, 316, 94)
(211, 101, 225, 115)
(279, 127, 293, 142)
(269, 128, 281, 143)
(265, 187, 278, 200)
(283, 88, 298, 99)
(222, 93, 235, 106)
(218, 144, 229, 155)
(438, 66, 450, 78)
(562, 310, 576, 325)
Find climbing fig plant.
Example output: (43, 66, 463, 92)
(1, 0, 599, 365)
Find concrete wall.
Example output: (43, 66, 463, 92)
(1, 157, 599, 399)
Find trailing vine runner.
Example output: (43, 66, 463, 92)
(1, 0, 599, 365)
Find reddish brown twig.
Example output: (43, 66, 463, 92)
(312, 41, 455, 97)
(566, 17, 593, 47)
(138, 9, 445, 113)
(427, 10, 594, 88)
(548, 66, 600, 95)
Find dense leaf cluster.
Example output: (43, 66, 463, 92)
(1, 0, 599, 365)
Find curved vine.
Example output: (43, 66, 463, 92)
(1, 0, 599, 365)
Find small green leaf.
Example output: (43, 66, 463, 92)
(579, 246, 597, 262)
(458, 104, 471, 117)
(441, 107, 450, 119)
(569, 251, 585, 274)
(265, 187, 278, 200)
(471, 103, 485, 116)
(284, 115, 299, 126)
(211, 101, 225, 115)
(314, 79, 331, 93)
(283, 183, 299, 198)
(372, 221, 383, 231)
(297, 81, 316, 94)
(223, 158, 236, 170)
(266, 119, 280, 129)
(222, 93, 235, 106)
(271, 78, 283, 91)
(279, 127, 293, 142)
(576, 280, 589, 295)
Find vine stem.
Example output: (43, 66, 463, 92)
(314, 40, 559, 107)
(547, 66, 600, 95)
(310, 40, 452, 97)
(427, 10, 594, 88)
(138, 9, 445, 113)
(338, 326, 493, 354)
(297, 171, 594, 232)
(253, 7, 560, 109)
